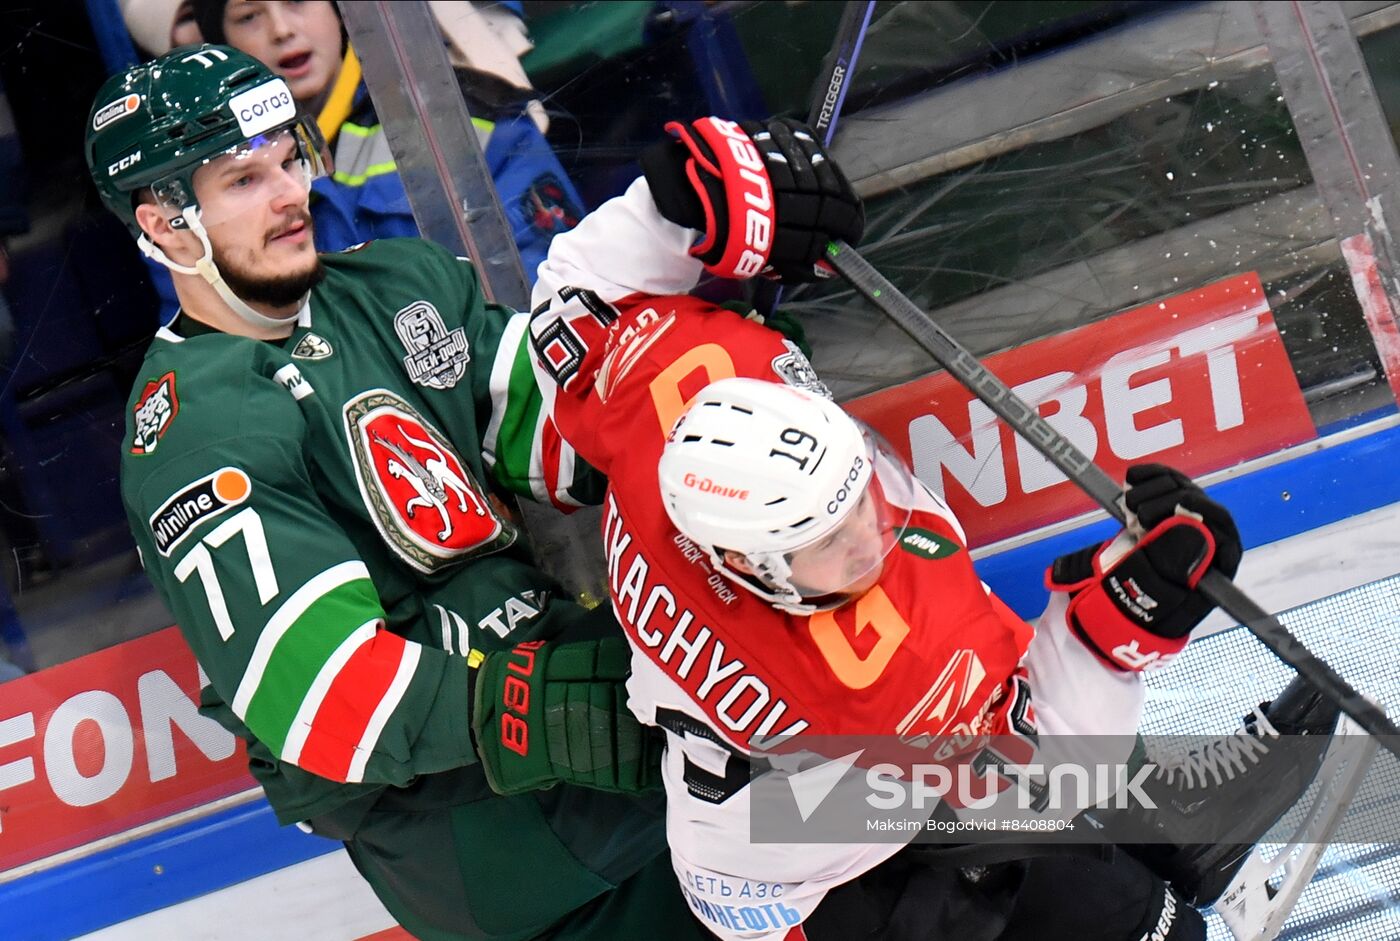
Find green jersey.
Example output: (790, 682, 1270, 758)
(121, 238, 603, 824)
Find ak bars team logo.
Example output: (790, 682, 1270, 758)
(344, 389, 515, 573)
(131, 371, 179, 455)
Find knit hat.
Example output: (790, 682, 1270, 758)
(120, 0, 194, 57)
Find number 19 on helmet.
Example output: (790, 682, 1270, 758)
(658, 378, 918, 614)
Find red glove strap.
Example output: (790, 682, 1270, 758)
(665, 117, 776, 279)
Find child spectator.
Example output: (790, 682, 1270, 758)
(194, 1, 584, 281)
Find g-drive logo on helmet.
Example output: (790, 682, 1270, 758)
(229, 80, 296, 138)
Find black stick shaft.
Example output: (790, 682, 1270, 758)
(808, 1, 877, 144)
(758, 1, 878, 317)
(825, 238, 1400, 754)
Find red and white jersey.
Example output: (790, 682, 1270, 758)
(529, 180, 1144, 939)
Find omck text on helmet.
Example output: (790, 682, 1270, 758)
(658, 377, 918, 614)
(84, 44, 330, 328)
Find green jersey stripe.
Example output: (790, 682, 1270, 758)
(346, 641, 423, 783)
(279, 619, 380, 765)
(483, 313, 549, 503)
(481, 311, 528, 458)
(241, 575, 385, 754)
(232, 560, 379, 716)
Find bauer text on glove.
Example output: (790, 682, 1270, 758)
(640, 116, 864, 282)
(471, 637, 664, 795)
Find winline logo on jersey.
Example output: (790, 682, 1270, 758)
(743, 733, 1383, 846)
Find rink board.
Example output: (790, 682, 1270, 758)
(3, 421, 1398, 939)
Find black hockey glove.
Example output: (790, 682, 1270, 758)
(641, 116, 864, 283)
(471, 637, 664, 795)
(1046, 464, 1242, 672)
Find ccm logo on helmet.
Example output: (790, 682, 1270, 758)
(826, 455, 865, 515)
(706, 118, 773, 278)
(108, 150, 142, 176)
(682, 473, 750, 500)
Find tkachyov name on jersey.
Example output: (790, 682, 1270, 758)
(150, 467, 251, 556)
(604, 495, 808, 747)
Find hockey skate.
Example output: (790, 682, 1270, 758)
(1082, 673, 1340, 907)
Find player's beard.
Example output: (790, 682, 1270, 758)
(213, 210, 326, 309)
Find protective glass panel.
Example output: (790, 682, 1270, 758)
(792, 1, 1399, 549)
(0, 2, 1396, 938)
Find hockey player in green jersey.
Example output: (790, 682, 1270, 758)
(85, 44, 710, 941)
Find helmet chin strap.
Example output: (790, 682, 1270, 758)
(138, 205, 305, 332)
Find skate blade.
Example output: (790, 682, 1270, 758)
(1212, 712, 1377, 940)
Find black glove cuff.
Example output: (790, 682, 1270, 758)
(640, 137, 707, 233)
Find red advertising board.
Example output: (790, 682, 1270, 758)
(0, 627, 253, 873)
(846, 273, 1316, 547)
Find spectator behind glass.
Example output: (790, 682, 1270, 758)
(120, 0, 202, 58)
(193, 0, 585, 286)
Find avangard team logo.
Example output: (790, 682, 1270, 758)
(345, 390, 515, 573)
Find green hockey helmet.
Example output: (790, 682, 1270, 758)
(85, 43, 328, 240)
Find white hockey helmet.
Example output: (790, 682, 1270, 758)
(658, 377, 914, 614)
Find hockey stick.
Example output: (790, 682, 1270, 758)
(756, 0, 876, 316)
(823, 239, 1400, 757)
(808, 0, 876, 146)
(1213, 714, 1376, 940)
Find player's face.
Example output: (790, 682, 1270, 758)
(222, 1, 344, 106)
(786, 486, 887, 600)
(193, 130, 323, 308)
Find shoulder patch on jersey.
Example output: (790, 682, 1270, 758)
(394, 300, 469, 390)
(596, 309, 675, 403)
(897, 527, 961, 561)
(771, 341, 832, 399)
(344, 389, 515, 573)
(131, 371, 179, 456)
(292, 332, 333, 361)
(150, 467, 251, 556)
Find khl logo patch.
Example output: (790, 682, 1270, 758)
(292, 332, 333, 361)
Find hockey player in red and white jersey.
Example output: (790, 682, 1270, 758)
(526, 117, 1339, 941)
